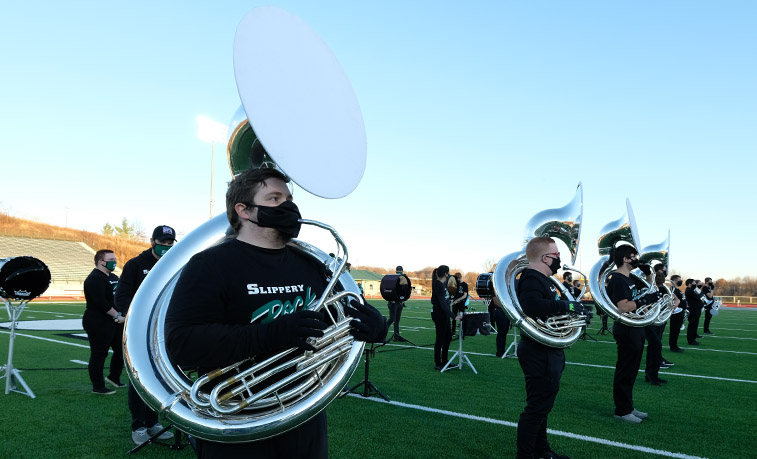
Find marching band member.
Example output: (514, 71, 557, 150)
(431, 265, 460, 370)
(450, 272, 469, 335)
(644, 266, 674, 385)
(165, 168, 386, 458)
(386, 265, 408, 342)
(515, 236, 584, 458)
(684, 279, 703, 345)
(702, 277, 716, 334)
(668, 275, 687, 352)
(608, 244, 664, 423)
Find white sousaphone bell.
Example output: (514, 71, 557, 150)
(124, 7, 369, 443)
(492, 183, 589, 349)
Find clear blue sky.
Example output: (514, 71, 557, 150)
(1, 1, 755, 280)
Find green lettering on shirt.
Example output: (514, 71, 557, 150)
(250, 287, 319, 324)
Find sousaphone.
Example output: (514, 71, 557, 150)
(640, 232, 675, 325)
(492, 183, 588, 348)
(124, 7, 368, 443)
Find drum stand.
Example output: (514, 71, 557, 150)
(343, 343, 389, 401)
(1, 298, 35, 398)
(441, 319, 477, 374)
(502, 327, 518, 359)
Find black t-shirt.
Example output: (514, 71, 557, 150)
(673, 287, 686, 311)
(685, 287, 702, 310)
(431, 279, 453, 319)
(607, 272, 645, 334)
(517, 268, 568, 319)
(83, 268, 119, 317)
(166, 239, 327, 369)
(701, 285, 713, 306)
(164, 239, 329, 456)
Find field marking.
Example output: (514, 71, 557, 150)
(347, 394, 708, 459)
(0, 330, 96, 351)
(583, 339, 757, 356)
(384, 344, 757, 384)
(71, 359, 87, 365)
(703, 335, 757, 341)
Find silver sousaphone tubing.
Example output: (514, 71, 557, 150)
(492, 183, 588, 349)
(124, 6, 368, 443)
(640, 232, 675, 325)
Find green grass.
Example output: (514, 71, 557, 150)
(0, 300, 754, 458)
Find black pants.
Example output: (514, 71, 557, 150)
(387, 301, 404, 335)
(703, 307, 713, 332)
(644, 325, 662, 381)
(516, 338, 564, 458)
(82, 311, 123, 390)
(196, 411, 327, 459)
(613, 323, 644, 416)
(432, 313, 452, 367)
(687, 306, 702, 343)
(492, 308, 511, 357)
(669, 311, 685, 349)
(129, 383, 158, 431)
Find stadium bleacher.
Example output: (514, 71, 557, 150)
(0, 236, 105, 297)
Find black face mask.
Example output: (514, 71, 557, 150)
(676, 280, 683, 287)
(628, 258, 640, 269)
(547, 256, 561, 275)
(247, 200, 302, 238)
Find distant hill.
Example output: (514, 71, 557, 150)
(0, 213, 149, 268)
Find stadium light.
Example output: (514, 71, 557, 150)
(196, 116, 228, 219)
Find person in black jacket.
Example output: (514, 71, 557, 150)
(430, 265, 460, 370)
(702, 277, 715, 334)
(608, 244, 664, 423)
(82, 249, 123, 395)
(116, 224, 177, 445)
(386, 265, 408, 341)
(668, 275, 687, 352)
(515, 236, 585, 459)
(684, 279, 703, 345)
(164, 167, 387, 459)
(450, 272, 469, 335)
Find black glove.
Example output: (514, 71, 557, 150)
(262, 310, 328, 352)
(564, 301, 586, 315)
(346, 299, 388, 343)
(639, 263, 652, 275)
(636, 291, 664, 307)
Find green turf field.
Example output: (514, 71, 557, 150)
(0, 300, 753, 458)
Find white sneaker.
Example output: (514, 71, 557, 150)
(132, 427, 150, 445)
(632, 409, 648, 419)
(614, 413, 643, 423)
(147, 423, 174, 440)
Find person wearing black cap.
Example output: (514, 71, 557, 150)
(82, 249, 123, 395)
(430, 265, 460, 370)
(164, 168, 387, 458)
(115, 224, 177, 445)
(386, 265, 408, 342)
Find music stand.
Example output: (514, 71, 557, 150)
(343, 342, 389, 401)
(126, 424, 193, 454)
(441, 315, 477, 374)
(1, 297, 35, 398)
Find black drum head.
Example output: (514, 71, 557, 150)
(476, 273, 494, 299)
(0, 256, 51, 300)
(380, 274, 412, 302)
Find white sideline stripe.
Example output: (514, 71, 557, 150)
(585, 339, 757, 355)
(71, 359, 88, 365)
(347, 394, 708, 459)
(385, 344, 757, 384)
(704, 335, 757, 341)
(0, 330, 100, 351)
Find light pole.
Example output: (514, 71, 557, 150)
(197, 115, 228, 219)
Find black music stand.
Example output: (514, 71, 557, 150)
(127, 424, 193, 455)
(343, 342, 389, 401)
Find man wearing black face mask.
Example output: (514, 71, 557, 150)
(387, 265, 409, 342)
(607, 244, 663, 423)
(116, 224, 177, 444)
(165, 167, 387, 459)
(684, 279, 704, 345)
(702, 277, 716, 334)
(514, 237, 585, 459)
(668, 275, 687, 352)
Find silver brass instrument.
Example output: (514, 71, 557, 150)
(639, 233, 675, 325)
(588, 200, 661, 327)
(492, 183, 588, 348)
(710, 298, 722, 316)
(124, 7, 368, 443)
